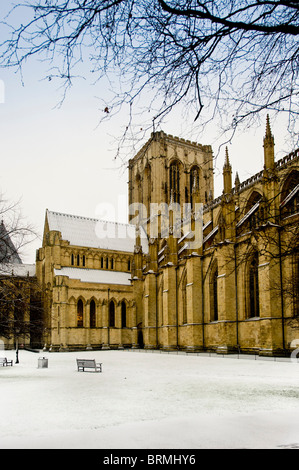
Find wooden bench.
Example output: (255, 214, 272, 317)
(76, 359, 102, 373)
(0, 357, 13, 367)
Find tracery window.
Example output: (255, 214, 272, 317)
(109, 300, 115, 327)
(237, 191, 263, 235)
(77, 299, 84, 327)
(121, 301, 127, 328)
(210, 266, 218, 322)
(280, 170, 299, 218)
(182, 275, 187, 324)
(249, 252, 260, 318)
(90, 300, 96, 328)
(190, 166, 199, 209)
(170, 162, 180, 203)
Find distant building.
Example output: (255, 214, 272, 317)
(36, 116, 298, 355)
(0, 223, 42, 350)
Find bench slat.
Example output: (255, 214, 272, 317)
(0, 357, 13, 366)
(76, 359, 102, 372)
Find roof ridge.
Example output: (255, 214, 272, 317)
(47, 209, 132, 227)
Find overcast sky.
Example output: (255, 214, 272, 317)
(0, 3, 295, 264)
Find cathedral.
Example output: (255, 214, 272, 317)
(34, 116, 299, 356)
(2, 116, 299, 355)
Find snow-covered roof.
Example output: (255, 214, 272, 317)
(0, 263, 36, 277)
(54, 267, 132, 286)
(47, 210, 148, 253)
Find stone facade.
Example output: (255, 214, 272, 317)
(37, 117, 299, 355)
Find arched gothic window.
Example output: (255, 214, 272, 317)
(109, 300, 115, 327)
(249, 253, 259, 318)
(237, 191, 263, 235)
(210, 264, 218, 322)
(90, 300, 96, 328)
(182, 275, 187, 324)
(280, 170, 299, 218)
(170, 162, 180, 203)
(77, 299, 84, 327)
(190, 166, 199, 209)
(246, 191, 263, 230)
(121, 301, 127, 328)
(71, 254, 74, 266)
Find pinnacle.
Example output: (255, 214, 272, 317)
(265, 114, 273, 138)
(223, 146, 231, 169)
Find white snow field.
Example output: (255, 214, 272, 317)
(0, 349, 299, 449)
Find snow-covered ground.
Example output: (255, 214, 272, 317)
(1, 349, 299, 449)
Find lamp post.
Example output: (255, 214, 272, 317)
(15, 328, 20, 364)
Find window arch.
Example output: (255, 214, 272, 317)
(90, 300, 96, 328)
(217, 212, 226, 242)
(190, 165, 199, 209)
(170, 161, 180, 203)
(109, 300, 115, 327)
(245, 191, 262, 212)
(210, 263, 218, 322)
(77, 254, 80, 266)
(77, 299, 84, 327)
(182, 274, 187, 324)
(82, 255, 86, 267)
(237, 191, 263, 235)
(246, 191, 263, 229)
(71, 254, 74, 266)
(280, 170, 299, 217)
(135, 173, 142, 204)
(121, 301, 127, 328)
(248, 252, 259, 318)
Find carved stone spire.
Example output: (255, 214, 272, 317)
(263, 114, 275, 170)
(223, 147, 232, 194)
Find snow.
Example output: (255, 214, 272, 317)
(47, 210, 149, 253)
(1, 349, 299, 449)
